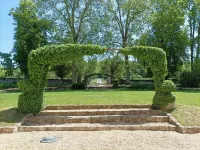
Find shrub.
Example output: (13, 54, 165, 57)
(71, 82, 86, 90)
(129, 83, 154, 90)
(0, 83, 18, 89)
(178, 70, 200, 88)
(152, 80, 176, 109)
(112, 79, 119, 88)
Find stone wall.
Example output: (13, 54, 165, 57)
(0, 78, 72, 87)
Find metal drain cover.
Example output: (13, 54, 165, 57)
(40, 136, 58, 143)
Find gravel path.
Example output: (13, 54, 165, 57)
(0, 131, 200, 150)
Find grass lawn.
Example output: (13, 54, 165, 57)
(0, 89, 200, 126)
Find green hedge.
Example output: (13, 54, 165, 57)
(121, 46, 176, 109)
(178, 70, 200, 88)
(71, 82, 86, 90)
(18, 44, 106, 114)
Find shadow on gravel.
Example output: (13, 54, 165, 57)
(0, 108, 25, 126)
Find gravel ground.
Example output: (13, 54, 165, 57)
(0, 131, 200, 150)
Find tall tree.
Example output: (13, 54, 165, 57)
(105, 0, 149, 84)
(10, 0, 50, 78)
(34, 0, 95, 83)
(187, 0, 200, 69)
(141, 0, 188, 77)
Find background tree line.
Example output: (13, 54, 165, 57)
(1, 0, 200, 87)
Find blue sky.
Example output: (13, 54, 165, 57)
(0, 0, 19, 53)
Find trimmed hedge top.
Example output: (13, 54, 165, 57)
(28, 44, 106, 83)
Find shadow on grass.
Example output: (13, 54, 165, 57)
(0, 108, 25, 126)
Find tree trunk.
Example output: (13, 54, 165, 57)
(191, 43, 194, 70)
(196, 22, 200, 60)
(125, 55, 130, 84)
(77, 74, 81, 83)
(123, 40, 130, 84)
(72, 59, 77, 84)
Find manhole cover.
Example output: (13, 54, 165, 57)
(40, 136, 58, 143)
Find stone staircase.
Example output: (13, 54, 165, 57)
(18, 105, 177, 132)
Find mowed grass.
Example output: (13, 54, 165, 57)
(0, 89, 200, 126)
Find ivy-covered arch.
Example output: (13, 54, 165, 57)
(18, 44, 176, 114)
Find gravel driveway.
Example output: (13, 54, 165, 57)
(0, 131, 200, 150)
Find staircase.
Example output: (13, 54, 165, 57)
(18, 105, 177, 132)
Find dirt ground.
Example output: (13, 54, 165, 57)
(0, 130, 200, 150)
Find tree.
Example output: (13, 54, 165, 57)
(0, 52, 14, 77)
(100, 54, 125, 80)
(84, 56, 98, 75)
(51, 64, 71, 81)
(34, 0, 95, 83)
(10, 0, 50, 78)
(138, 0, 188, 77)
(186, 0, 200, 69)
(105, 0, 149, 84)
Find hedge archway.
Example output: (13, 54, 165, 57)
(18, 44, 106, 114)
(18, 44, 176, 114)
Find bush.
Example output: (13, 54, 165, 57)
(71, 82, 86, 90)
(152, 80, 176, 109)
(0, 83, 18, 89)
(178, 70, 200, 88)
(112, 79, 119, 88)
(129, 83, 154, 90)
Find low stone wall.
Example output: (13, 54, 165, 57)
(167, 114, 200, 134)
(0, 78, 72, 87)
(119, 79, 154, 85)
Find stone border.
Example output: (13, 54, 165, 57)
(1, 107, 200, 134)
(0, 113, 33, 134)
(0, 126, 17, 133)
(167, 114, 200, 134)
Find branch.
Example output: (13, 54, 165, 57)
(76, 0, 94, 39)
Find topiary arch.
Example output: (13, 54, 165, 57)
(18, 44, 176, 114)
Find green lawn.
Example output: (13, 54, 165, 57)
(0, 89, 200, 126)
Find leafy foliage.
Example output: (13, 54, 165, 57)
(71, 82, 86, 90)
(51, 64, 71, 80)
(18, 44, 106, 114)
(0, 52, 14, 77)
(121, 46, 176, 110)
(10, 0, 50, 78)
(100, 54, 125, 79)
(178, 70, 200, 88)
(137, 0, 188, 77)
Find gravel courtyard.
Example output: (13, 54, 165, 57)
(0, 131, 200, 150)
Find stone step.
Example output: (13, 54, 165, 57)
(45, 105, 151, 110)
(38, 108, 164, 116)
(23, 115, 169, 125)
(18, 122, 176, 132)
